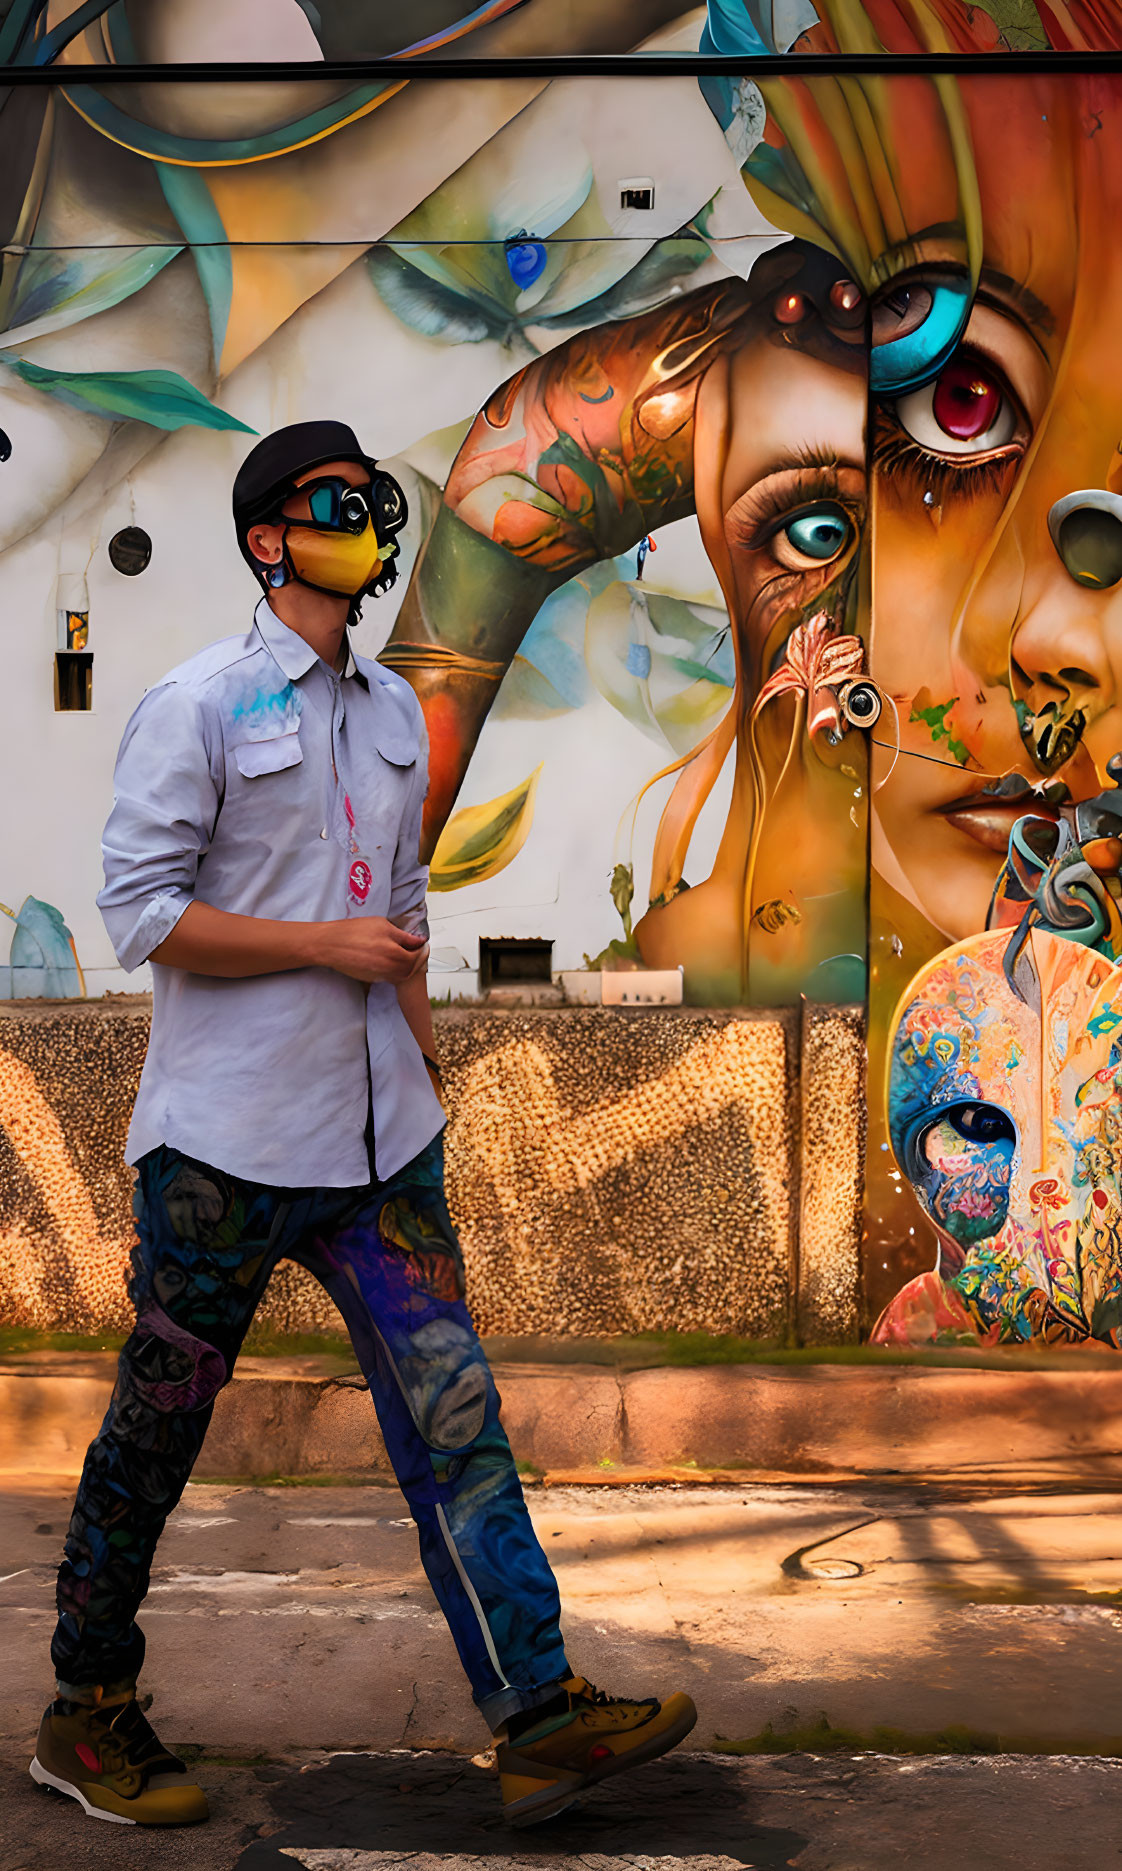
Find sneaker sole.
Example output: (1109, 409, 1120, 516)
(30, 1757, 136, 1825)
(504, 1699, 699, 1829)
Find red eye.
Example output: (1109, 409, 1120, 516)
(895, 350, 1019, 458)
(931, 357, 1003, 440)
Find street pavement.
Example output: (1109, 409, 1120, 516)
(2, 1477, 1121, 1869)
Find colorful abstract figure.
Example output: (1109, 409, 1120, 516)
(874, 925, 1122, 1348)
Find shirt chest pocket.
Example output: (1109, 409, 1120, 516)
(222, 731, 310, 850)
(359, 718, 417, 829)
(233, 731, 303, 779)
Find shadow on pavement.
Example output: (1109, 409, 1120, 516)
(233, 1748, 808, 1866)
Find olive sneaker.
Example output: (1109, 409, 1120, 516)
(496, 1674, 697, 1827)
(30, 1691, 209, 1826)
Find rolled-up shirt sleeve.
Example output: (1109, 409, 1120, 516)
(388, 700, 431, 943)
(98, 681, 223, 973)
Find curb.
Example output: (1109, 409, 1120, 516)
(3, 1359, 1122, 1482)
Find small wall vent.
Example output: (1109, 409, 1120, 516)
(479, 937, 554, 990)
(619, 178, 655, 211)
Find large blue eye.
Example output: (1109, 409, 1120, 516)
(771, 504, 853, 571)
(870, 277, 972, 397)
(783, 508, 850, 560)
(309, 484, 336, 523)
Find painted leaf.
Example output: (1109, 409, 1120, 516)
(367, 247, 506, 345)
(491, 655, 576, 722)
(970, 0, 1048, 49)
(0, 245, 182, 350)
(584, 581, 734, 753)
(0, 358, 255, 434)
(429, 765, 543, 892)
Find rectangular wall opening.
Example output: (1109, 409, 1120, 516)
(619, 178, 655, 210)
(55, 652, 93, 712)
(478, 936, 554, 990)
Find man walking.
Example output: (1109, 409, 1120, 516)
(29, 421, 695, 1831)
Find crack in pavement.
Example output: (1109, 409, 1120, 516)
(401, 1682, 422, 1750)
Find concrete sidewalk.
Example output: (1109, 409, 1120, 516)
(5, 1476, 1122, 1766)
(9, 1473, 1122, 1757)
(4, 1474, 1121, 1868)
(4, 1348, 1122, 1483)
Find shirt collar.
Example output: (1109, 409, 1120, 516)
(339, 639, 369, 687)
(254, 598, 367, 688)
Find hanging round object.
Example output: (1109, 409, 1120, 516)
(108, 527, 153, 575)
(0, 429, 11, 462)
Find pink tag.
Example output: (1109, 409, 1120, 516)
(76, 1741, 103, 1774)
(349, 859, 372, 904)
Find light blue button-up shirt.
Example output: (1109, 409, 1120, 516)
(98, 599, 444, 1187)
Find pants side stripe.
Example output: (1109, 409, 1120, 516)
(435, 1500, 512, 1690)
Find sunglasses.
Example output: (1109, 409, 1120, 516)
(285, 473, 408, 539)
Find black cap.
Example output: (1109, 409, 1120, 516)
(232, 419, 377, 564)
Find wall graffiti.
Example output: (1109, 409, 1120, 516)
(0, 898, 84, 1000)
(6, 0, 1122, 1346)
(389, 263, 869, 1008)
(875, 930, 1122, 1348)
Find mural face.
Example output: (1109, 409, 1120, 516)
(391, 251, 870, 1005)
(869, 74, 1122, 949)
(874, 929, 1122, 1349)
(8, 0, 1122, 1344)
(862, 62, 1122, 1330)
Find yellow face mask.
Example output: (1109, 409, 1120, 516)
(284, 515, 390, 596)
(275, 471, 406, 602)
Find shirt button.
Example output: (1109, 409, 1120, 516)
(320, 826, 329, 839)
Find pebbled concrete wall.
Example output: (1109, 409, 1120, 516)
(0, 997, 865, 1341)
(796, 1006, 865, 1344)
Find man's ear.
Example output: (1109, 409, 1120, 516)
(247, 521, 283, 566)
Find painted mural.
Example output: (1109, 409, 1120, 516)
(5, 0, 1122, 1344)
(0, 898, 84, 999)
(874, 928, 1122, 1348)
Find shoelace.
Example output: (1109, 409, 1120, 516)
(97, 1696, 174, 1775)
(575, 1680, 621, 1707)
(575, 1678, 660, 1715)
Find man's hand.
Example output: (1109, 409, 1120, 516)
(315, 917, 429, 985)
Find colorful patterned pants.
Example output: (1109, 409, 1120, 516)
(51, 1134, 569, 1727)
